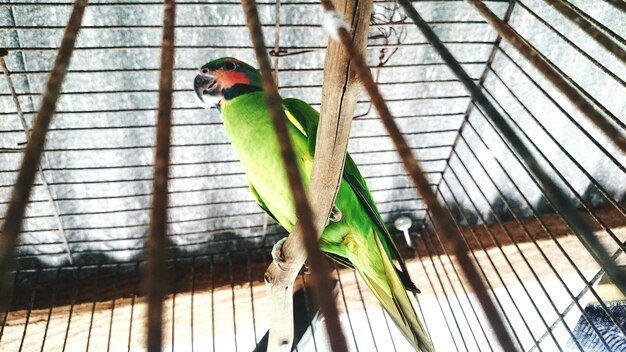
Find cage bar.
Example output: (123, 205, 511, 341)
(0, 0, 624, 351)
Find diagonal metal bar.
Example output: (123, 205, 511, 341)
(241, 0, 348, 351)
(145, 1, 175, 351)
(0, 55, 74, 266)
(517, 0, 625, 88)
(0, 0, 87, 305)
(321, 0, 516, 350)
(543, 0, 626, 61)
(466, 0, 626, 153)
(396, 0, 626, 296)
(429, 0, 516, 227)
(604, 0, 626, 13)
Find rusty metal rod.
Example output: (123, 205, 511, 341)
(396, 0, 626, 295)
(466, 0, 626, 154)
(145, 1, 175, 351)
(241, 0, 348, 351)
(0, 0, 87, 307)
(321, 0, 518, 350)
(604, 0, 626, 13)
(544, 0, 626, 61)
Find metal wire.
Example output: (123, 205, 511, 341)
(400, 0, 626, 297)
(467, 0, 626, 152)
(543, 0, 626, 62)
(0, 0, 87, 308)
(462, 102, 626, 341)
(1, 0, 624, 351)
(0, 57, 74, 266)
(515, 0, 625, 88)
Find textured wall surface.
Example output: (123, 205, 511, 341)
(0, 0, 623, 269)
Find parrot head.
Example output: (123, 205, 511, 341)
(194, 57, 262, 109)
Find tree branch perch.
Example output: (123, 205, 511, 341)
(243, 0, 372, 350)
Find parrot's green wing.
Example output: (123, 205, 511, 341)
(282, 98, 319, 156)
(282, 98, 417, 292)
(249, 181, 279, 224)
(342, 157, 419, 292)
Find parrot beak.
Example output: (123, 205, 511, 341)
(194, 72, 221, 109)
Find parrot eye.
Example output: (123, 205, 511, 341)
(201, 68, 209, 74)
(224, 61, 237, 71)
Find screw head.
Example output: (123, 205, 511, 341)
(394, 216, 412, 231)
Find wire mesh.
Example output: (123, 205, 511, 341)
(0, 0, 624, 351)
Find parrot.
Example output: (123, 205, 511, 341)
(194, 57, 433, 352)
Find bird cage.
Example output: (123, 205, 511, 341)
(0, 0, 624, 351)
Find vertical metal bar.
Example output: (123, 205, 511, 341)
(241, 0, 348, 350)
(146, 1, 175, 351)
(406, 255, 433, 346)
(530, 246, 624, 350)
(448, 152, 588, 350)
(0, 0, 87, 304)
(172, 259, 177, 352)
(107, 264, 121, 352)
(210, 255, 215, 352)
(455, 125, 622, 347)
(86, 265, 101, 352)
(351, 270, 379, 351)
(422, 227, 490, 352)
(466, 0, 626, 151)
(190, 257, 196, 352)
(320, 0, 517, 348)
(463, 105, 623, 321)
(62, 266, 80, 352)
(333, 264, 359, 351)
(40, 268, 62, 352)
(543, 0, 626, 61)
(398, 0, 626, 297)
(447, 160, 580, 350)
(246, 250, 258, 345)
(128, 263, 139, 352)
(436, 181, 532, 350)
(19, 269, 39, 352)
(228, 253, 238, 352)
(467, 92, 626, 338)
(423, 228, 495, 352)
(412, 232, 462, 352)
(299, 273, 319, 352)
(419, 232, 471, 352)
(380, 307, 398, 352)
(273, 0, 281, 81)
(0, 269, 18, 343)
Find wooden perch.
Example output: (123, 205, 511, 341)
(242, 0, 372, 350)
(260, 0, 373, 350)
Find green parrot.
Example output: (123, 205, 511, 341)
(194, 57, 433, 351)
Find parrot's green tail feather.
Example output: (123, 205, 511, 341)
(351, 235, 434, 352)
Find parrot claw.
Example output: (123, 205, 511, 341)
(271, 237, 288, 271)
(329, 205, 342, 222)
(301, 262, 311, 274)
